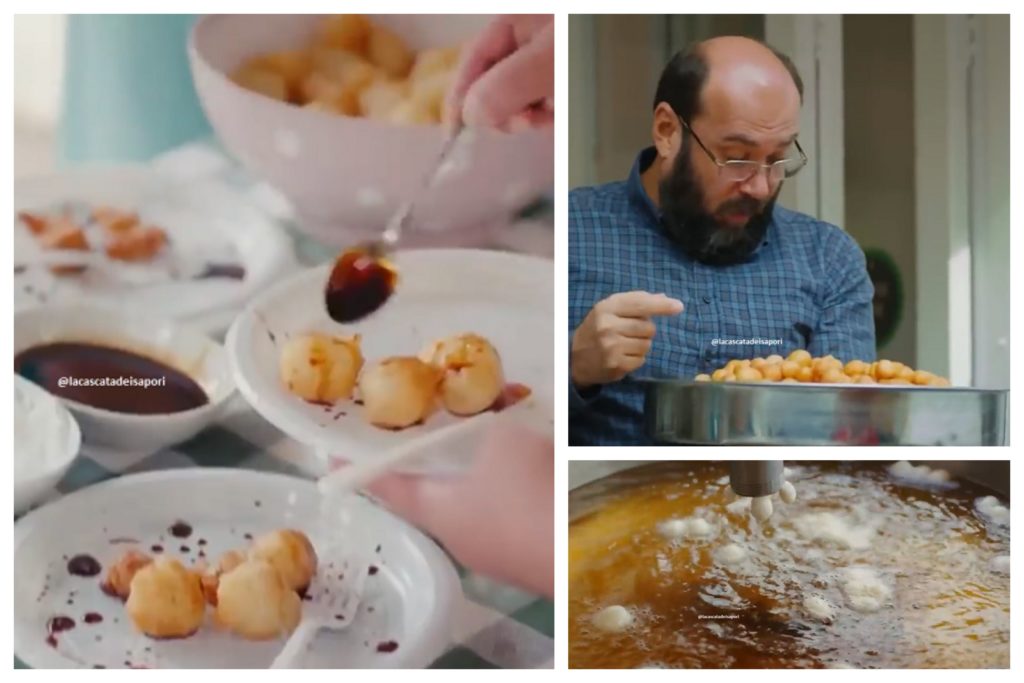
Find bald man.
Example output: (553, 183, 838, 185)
(569, 37, 876, 446)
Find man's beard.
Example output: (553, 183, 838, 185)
(658, 139, 778, 266)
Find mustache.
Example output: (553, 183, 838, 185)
(715, 196, 767, 218)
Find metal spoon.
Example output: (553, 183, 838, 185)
(323, 123, 467, 324)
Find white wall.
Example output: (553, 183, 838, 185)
(14, 15, 65, 126)
(14, 14, 66, 176)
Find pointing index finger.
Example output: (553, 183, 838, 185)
(606, 291, 685, 318)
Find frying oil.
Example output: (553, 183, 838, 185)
(568, 462, 1009, 669)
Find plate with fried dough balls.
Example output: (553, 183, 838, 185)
(13, 469, 460, 669)
(226, 248, 553, 471)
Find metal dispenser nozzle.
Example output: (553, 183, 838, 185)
(729, 461, 784, 497)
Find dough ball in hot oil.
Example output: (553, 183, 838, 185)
(592, 605, 634, 633)
(419, 333, 505, 416)
(279, 332, 363, 403)
(248, 529, 318, 594)
(360, 356, 441, 428)
(215, 559, 302, 640)
(751, 495, 774, 522)
(714, 543, 747, 566)
(803, 595, 836, 622)
(125, 557, 206, 639)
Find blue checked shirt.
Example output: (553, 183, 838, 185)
(569, 148, 876, 446)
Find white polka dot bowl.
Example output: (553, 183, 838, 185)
(189, 14, 553, 250)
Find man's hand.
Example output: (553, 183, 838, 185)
(570, 291, 684, 389)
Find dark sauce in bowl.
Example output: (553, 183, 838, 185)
(15, 342, 208, 415)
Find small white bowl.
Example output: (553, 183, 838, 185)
(14, 304, 235, 454)
(14, 375, 81, 514)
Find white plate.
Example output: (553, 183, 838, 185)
(14, 166, 297, 334)
(226, 249, 554, 468)
(13, 469, 461, 669)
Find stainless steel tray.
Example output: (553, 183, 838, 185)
(643, 381, 1008, 446)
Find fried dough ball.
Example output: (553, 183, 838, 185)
(309, 48, 378, 93)
(214, 559, 301, 640)
(101, 549, 153, 600)
(419, 333, 505, 415)
(299, 71, 361, 116)
(911, 369, 935, 385)
(317, 14, 373, 54)
(787, 349, 813, 365)
(249, 50, 314, 101)
(896, 364, 915, 382)
(367, 25, 414, 78)
(359, 78, 410, 119)
(780, 360, 801, 379)
(18, 211, 49, 235)
(232, 66, 289, 101)
(200, 550, 249, 606)
(279, 332, 363, 403)
(359, 356, 441, 428)
(844, 359, 870, 377)
(875, 359, 897, 380)
(248, 530, 318, 594)
(695, 373, 711, 382)
(409, 46, 461, 82)
(104, 225, 167, 262)
(125, 558, 206, 639)
(735, 366, 763, 382)
(92, 206, 139, 235)
(387, 99, 440, 126)
(35, 215, 89, 275)
(761, 364, 783, 382)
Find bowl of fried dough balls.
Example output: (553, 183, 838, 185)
(101, 529, 317, 641)
(189, 14, 553, 250)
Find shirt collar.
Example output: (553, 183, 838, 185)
(626, 147, 662, 224)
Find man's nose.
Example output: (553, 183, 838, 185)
(739, 168, 774, 201)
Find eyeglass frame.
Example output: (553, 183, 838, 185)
(678, 116, 808, 183)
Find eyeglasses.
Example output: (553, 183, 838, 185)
(679, 117, 808, 184)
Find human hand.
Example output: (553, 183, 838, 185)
(446, 14, 554, 130)
(331, 421, 553, 598)
(571, 291, 684, 388)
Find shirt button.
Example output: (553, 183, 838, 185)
(702, 295, 712, 304)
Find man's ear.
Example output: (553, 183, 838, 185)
(652, 102, 683, 161)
